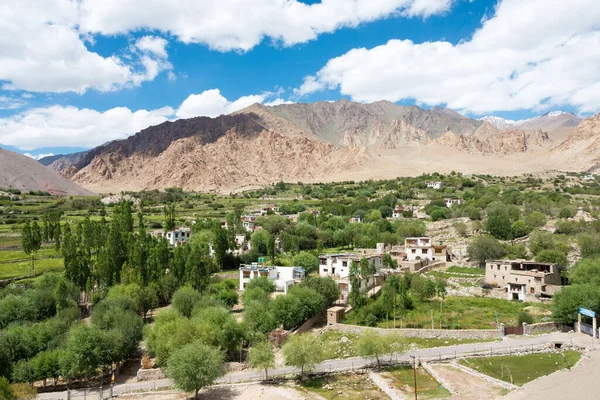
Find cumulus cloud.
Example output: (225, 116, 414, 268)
(0, 89, 294, 150)
(23, 153, 55, 160)
(296, 0, 600, 114)
(0, 105, 175, 150)
(78, 0, 454, 52)
(0, 1, 172, 93)
(0, 96, 26, 110)
(176, 89, 265, 118)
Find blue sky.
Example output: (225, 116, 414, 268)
(1, 0, 599, 159)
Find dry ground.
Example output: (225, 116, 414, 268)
(116, 383, 310, 400)
(428, 363, 507, 400)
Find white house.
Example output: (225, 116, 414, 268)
(239, 264, 305, 293)
(241, 215, 257, 232)
(583, 174, 595, 181)
(318, 253, 383, 299)
(426, 181, 442, 189)
(445, 198, 462, 208)
(234, 234, 250, 255)
(404, 237, 449, 263)
(350, 216, 363, 223)
(151, 227, 191, 247)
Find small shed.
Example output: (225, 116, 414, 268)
(327, 306, 346, 325)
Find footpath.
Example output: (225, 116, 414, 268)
(37, 332, 596, 399)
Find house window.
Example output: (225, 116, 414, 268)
(320, 259, 327, 265)
(342, 261, 348, 267)
(412, 249, 416, 254)
(323, 269, 328, 273)
(243, 271, 250, 279)
(530, 287, 535, 294)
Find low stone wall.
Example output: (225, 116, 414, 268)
(136, 368, 166, 381)
(525, 322, 573, 335)
(330, 323, 500, 340)
(293, 312, 324, 335)
(368, 370, 403, 400)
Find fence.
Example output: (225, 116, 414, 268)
(504, 325, 524, 335)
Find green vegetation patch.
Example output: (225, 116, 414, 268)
(382, 366, 451, 399)
(295, 373, 389, 400)
(0, 257, 64, 280)
(459, 351, 581, 386)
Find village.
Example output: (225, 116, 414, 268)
(2, 174, 600, 400)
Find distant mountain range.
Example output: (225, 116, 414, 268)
(26, 101, 599, 193)
(480, 111, 582, 131)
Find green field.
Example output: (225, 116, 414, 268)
(459, 351, 581, 386)
(295, 373, 389, 400)
(353, 296, 551, 330)
(0, 257, 64, 280)
(381, 366, 451, 399)
(446, 266, 485, 275)
(317, 330, 497, 361)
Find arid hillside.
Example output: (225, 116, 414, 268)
(0, 148, 92, 195)
(60, 101, 598, 192)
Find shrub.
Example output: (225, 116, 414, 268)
(518, 311, 534, 325)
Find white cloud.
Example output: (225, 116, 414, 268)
(135, 36, 169, 58)
(296, 0, 600, 114)
(78, 0, 454, 52)
(176, 89, 265, 118)
(0, 105, 174, 150)
(23, 153, 55, 160)
(0, 96, 26, 110)
(0, 1, 172, 93)
(264, 98, 295, 106)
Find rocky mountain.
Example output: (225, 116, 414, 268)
(550, 113, 600, 171)
(58, 100, 599, 192)
(481, 111, 582, 132)
(69, 111, 368, 192)
(38, 151, 88, 175)
(431, 129, 551, 154)
(0, 148, 92, 195)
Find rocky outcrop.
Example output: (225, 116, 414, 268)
(431, 129, 551, 154)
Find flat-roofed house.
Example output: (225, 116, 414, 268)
(151, 227, 191, 247)
(485, 260, 561, 301)
(239, 264, 305, 293)
(318, 253, 383, 302)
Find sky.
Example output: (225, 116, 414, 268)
(1, 0, 599, 159)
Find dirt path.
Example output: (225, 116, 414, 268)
(117, 383, 310, 400)
(428, 363, 507, 400)
(503, 350, 600, 400)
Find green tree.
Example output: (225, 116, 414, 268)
(524, 211, 547, 230)
(164, 204, 176, 231)
(167, 342, 224, 399)
(248, 341, 275, 379)
(246, 276, 276, 293)
(578, 233, 600, 258)
(0, 377, 15, 400)
(486, 211, 513, 240)
(282, 334, 323, 380)
(467, 235, 506, 266)
(569, 258, 600, 286)
(300, 277, 341, 307)
(551, 284, 600, 324)
(356, 330, 394, 369)
(172, 286, 202, 318)
(511, 220, 530, 238)
(291, 252, 319, 274)
(212, 226, 229, 271)
(21, 222, 33, 277)
(535, 249, 568, 269)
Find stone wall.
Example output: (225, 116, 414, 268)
(330, 323, 501, 340)
(293, 312, 324, 335)
(525, 322, 573, 335)
(136, 368, 166, 382)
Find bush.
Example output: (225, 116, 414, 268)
(172, 286, 202, 318)
(518, 311, 534, 325)
(467, 235, 506, 265)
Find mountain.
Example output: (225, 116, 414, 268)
(69, 111, 367, 192)
(431, 129, 551, 154)
(481, 111, 582, 131)
(0, 148, 92, 195)
(550, 113, 600, 172)
(62, 100, 599, 192)
(38, 151, 88, 175)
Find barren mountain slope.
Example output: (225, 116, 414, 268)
(0, 148, 92, 195)
(262, 100, 484, 145)
(481, 111, 582, 132)
(430, 129, 551, 154)
(72, 130, 369, 192)
(38, 151, 88, 175)
(550, 113, 600, 171)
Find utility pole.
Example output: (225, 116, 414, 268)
(411, 355, 418, 400)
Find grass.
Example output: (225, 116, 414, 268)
(459, 351, 581, 386)
(344, 296, 551, 330)
(317, 330, 497, 361)
(381, 366, 451, 399)
(0, 246, 59, 262)
(446, 266, 485, 275)
(0, 257, 64, 280)
(295, 373, 388, 400)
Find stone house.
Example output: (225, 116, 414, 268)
(485, 260, 561, 301)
